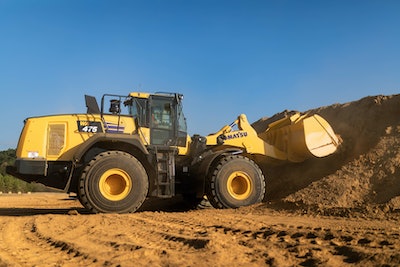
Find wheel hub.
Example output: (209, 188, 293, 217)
(227, 171, 252, 200)
(99, 169, 132, 201)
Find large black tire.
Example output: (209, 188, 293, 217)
(206, 155, 265, 209)
(78, 151, 148, 213)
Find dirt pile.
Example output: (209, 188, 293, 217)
(259, 94, 400, 209)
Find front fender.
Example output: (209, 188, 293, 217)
(190, 149, 242, 197)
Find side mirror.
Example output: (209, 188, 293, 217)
(109, 99, 121, 114)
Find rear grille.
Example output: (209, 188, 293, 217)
(47, 124, 66, 156)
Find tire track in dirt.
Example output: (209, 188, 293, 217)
(0, 194, 400, 267)
(31, 209, 400, 267)
(207, 221, 400, 266)
(33, 213, 224, 266)
(124, 209, 400, 266)
(0, 217, 95, 267)
(29, 211, 274, 266)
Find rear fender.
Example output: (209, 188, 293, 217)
(66, 134, 152, 193)
(73, 134, 149, 163)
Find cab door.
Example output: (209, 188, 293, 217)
(149, 96, 176, 146)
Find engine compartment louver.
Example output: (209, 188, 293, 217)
(47, 123, 66, 156)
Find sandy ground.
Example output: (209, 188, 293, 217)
(0, 193, 399, 267)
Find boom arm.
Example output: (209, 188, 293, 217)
(206, 112, 340, 162)
(206, 114, 288, 159)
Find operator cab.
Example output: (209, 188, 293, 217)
(126, 92, 188, 147)
(85, 92, 188, 147)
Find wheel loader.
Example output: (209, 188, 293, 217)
(6, 92, 339, 213)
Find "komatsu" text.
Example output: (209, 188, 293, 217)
(225, 132, 248, 140)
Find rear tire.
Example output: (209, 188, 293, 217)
(206, 155, 265, 209)
(78, 151, 148, 213)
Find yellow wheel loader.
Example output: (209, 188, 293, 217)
(6, 92, 339, 213)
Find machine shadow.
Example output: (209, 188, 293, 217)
(0, 196, 204, 216)
(0, 207, 90, 216)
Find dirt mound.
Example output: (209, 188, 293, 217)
(260, 94, 400, 209)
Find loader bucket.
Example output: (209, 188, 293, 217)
(257, 113, 339, 162)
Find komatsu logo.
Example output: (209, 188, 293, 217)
(225, 131, 248, 140)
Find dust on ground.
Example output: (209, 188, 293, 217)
(1, 94, 400, 267)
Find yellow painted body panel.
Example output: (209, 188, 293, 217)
(17, 114, 106, 160)
(128, 92, 150, 98)
(16, 112, 190, 160)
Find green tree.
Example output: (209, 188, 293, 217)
(0, 149, 16, 176)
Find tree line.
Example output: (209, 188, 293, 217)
(0, 149, 49, 192)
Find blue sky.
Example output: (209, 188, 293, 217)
(1, 0, 399, 150)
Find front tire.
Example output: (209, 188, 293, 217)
(78, 151, 148, 213)
(206, 155, 265, 209)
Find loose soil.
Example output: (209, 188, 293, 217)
(1, 94, 400, 266)
(0, 193, 399, 267)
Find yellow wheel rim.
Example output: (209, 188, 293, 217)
(99, 168, 132, 201)
(227, 171, 252, 200)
